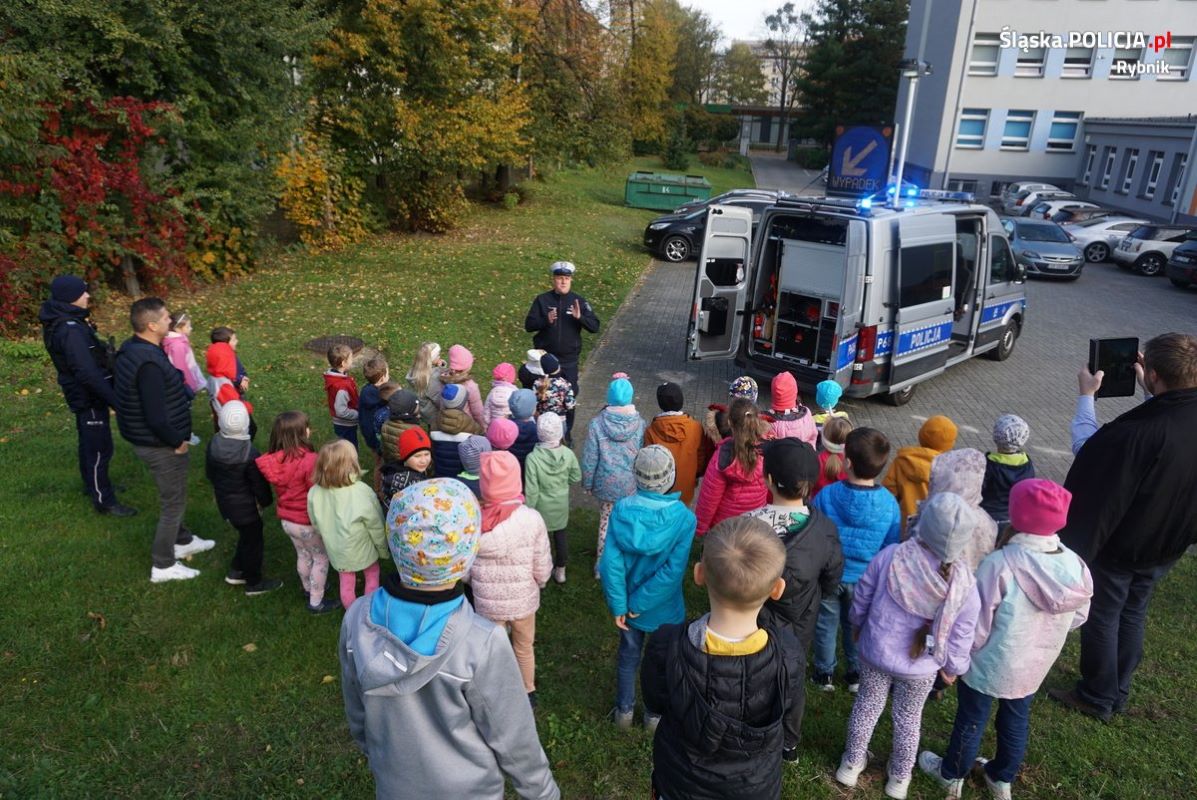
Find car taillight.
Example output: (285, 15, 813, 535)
(856, 325, 877, 362)
(1016, 198, 1025, 206)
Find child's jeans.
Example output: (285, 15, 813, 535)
(333, 423, 359, 451)
(339, 561, 381, 610)
(843, 666, 936, 780)
(615, 627, 647, 713)
(551, 529, 568, 568)
(280, 520, 330, 606)
(505, 614, 538, 692)
(814, 582, 859, 676)
(940, 680, 1034, 785)
(230, 517, 264, 586)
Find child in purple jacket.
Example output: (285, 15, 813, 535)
(834, 492, 982, 800)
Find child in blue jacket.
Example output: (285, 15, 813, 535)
(598, 445, 695, 731)
(811, 427, 901, 693)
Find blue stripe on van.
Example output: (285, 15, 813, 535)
(896, 321, 952, 356)
(836, 335, 858, 371)
(876, 331, 894, 357)
(980, 300, 1016, 327)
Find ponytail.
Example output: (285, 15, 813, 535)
(820, 417, 852, 482)
(728, 398, 762, 473)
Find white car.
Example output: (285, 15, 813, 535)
(1000, 181, 1059, 211)
(1028, 199, 1099, 220)
(1111, 224, 1197, 275)
(1063, 216, 1148, 263)
(1008, 189, 1076, 217)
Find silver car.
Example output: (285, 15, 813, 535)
(1001, 218, 1085, 279)
(1062, 216, 1148, 263)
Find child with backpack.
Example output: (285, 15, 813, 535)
(581, 378, 646, 575)
(379, 389, 422, 466)
(431, 384, 482, 479)
(694, 398, 770, 536)
(523, 412, 581, 585)
(440, 344, 486, 429)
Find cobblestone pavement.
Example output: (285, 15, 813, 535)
(572, 257, 1196, 506)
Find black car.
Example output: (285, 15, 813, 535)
(643, 195, 777, 262)
(670, 189, 779, 217)
(1165, 238, 1197, 289)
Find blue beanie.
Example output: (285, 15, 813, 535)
(815, 379, 843, 411)
(441, 383, 468, 410)
(508, 388, 537, 420)
(50, 275, 88, 303)
(607, 378, 633, 406)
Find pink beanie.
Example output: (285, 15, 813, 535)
(486, 417, 519, 450)
(1009, 478, 1072, 535)
(771, 371, 798, 410)
(448, 344, 474, 373)
(492, 362, 516, 383)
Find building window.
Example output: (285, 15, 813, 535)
(1099, 148, 1116, 190)
(956, 108, 988, 149)
(1143, 152, 1166, 198)
(1046, 111, 1082, 152)
(1118, 149, 1140, 194)
(1111, 47, 1143, 80)
(990, 181, 1009, 200)
(1081, 145, 1097, 185)
(1062, 47, 1094, 78)
(1168, 154, 1189, 206)
(1015, 47, 1046, 78)
(1159, 36, 1194, 81)
(1001, 110, 1035, 150)
(969, 34, 1001, 76)
(946, 179, 978, 194)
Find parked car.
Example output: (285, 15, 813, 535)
(1000, 181, 1059, 211)
(1030, 199, 1098, 220)
(1165, 238, 1197, 289)
(644, 195, 777, 262)
(1007, 189, 1077, 217)
(1002, 217, 1085, 279)
(1050, 207, 1111, 224)
(1111, 224, 1197, 276)
(671, 189, 779, 216)
(1062, 216, 1149, 262)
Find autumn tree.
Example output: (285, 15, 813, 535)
(762, 2, 807, 151)
(716, 43, 770, 106)
(620, 0, 679, 149)
(663, 2, 721, 104)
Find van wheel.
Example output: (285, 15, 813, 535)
(1135, 254, 1165, 276)
(987, 321, 1019, 362)
(885, 385, 916, 406)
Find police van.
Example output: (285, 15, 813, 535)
(686, 190, 1027, 405)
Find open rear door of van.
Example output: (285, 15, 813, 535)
(889, 214, 956, 391)
(687, 205, 754, 360)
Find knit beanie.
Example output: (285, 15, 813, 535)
(539, 353, 560, 376)
(771, 371, 799, 410)
(492, 362, 516, 383)
(656, 382, 684, 412)
(728, 376, 758, 402)
(397, 427, 432, 462)
(607, 378, 634, 406)
(915, 492, 975, 564)
(918, 415, 958, 452)
(486, 417, 519, 450)
(537, 411, 564, 445)
(217, 400, 251, 440)
(50, 275, 87, 303)
(992, 414, 1031, 454)
(1009, 478, 1072, 536)
(448, 344, 474, 373)
(458, 435, 492, 474)
(524, 349, 545, 377)
(508, 388, 537, 420)
(480, 451, 523, 506)
(815, 379, 843, 412)
(441, 383, 468, 411)
(634, 445, 676, 494)
(387, 478, 481, 587)
(387, 389, 420, 422)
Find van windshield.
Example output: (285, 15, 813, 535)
(1016, 222, 1071, 243)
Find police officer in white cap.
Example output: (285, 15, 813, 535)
(523, 261, 600, 443)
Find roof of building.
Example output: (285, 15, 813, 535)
(1085, 116, 1196, 127)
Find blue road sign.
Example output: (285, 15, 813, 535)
(827, 125, 894, 198)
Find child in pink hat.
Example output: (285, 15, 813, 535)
(483, 362, 518, 427)
(440, 344, 486, 429)
(767, 371, 817, 447)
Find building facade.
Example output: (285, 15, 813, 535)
(1073, 117, 1197, 223)
(894, 0, 1197, 212)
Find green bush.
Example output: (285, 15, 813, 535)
(792, 147, 830, 169)
(502, 191, 520, 211)
(662, 116, 691, 171)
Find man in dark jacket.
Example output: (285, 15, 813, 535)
(114, 297, 213, 583)
(1050, 332, 1197, 722)
(523, 261, 599, 443)
(39, 275, 136, 517)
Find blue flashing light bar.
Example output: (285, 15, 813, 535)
(916, 188, 976, 202)
(858, 196, 874, 211)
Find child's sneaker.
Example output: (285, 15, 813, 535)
(644, 713, 661, 734)
(975, 758, 1013, 800)
(308, 598, 341, 614)
(613, 708, 634, 730)
(782, 746, 799, 766)
(813, 672, 835, 692)
(845, 670, 861, 694)
(175, 536, 215, 558)
(884, 773, 911, 799)
(150, 562, 200, 583)
(245, 578, 283, 596)
(188, 433, 202, 446)
(225, 569, 247, 585)
(917, 751, 963, 798)
(552, 566, 566, 584)
(834, 754, 865, 787)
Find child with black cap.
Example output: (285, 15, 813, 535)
(644, 382, 705, 505)
(533, 353, 576, 429)
(750, 438, 845, 764)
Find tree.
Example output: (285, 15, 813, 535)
(620, 0, 678, 148)
(663, 2, 721, 104)
(762, 3, 806, 151)
(793, 0, 909, 147)
(717, 42, 769, 106)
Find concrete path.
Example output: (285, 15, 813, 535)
(749, 151, 825, 196)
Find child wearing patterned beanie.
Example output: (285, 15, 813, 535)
(431, 383, 481, 479)
(341, 478, 560, 800)
(507, 389, 540, 471)
(524, 412, 581, 584)
(702, 375, 776, 452)
(980, 414, 1036, 528)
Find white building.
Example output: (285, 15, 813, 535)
(894, 0, 1197, 209)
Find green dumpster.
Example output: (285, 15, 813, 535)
(624, 171, 712, 211)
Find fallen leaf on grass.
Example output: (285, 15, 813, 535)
(242, 643, 257, 653)
(86, 611, 107, 630)
(321, 675, 335, 684)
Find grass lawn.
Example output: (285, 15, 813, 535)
(2, 153, 1195, 799)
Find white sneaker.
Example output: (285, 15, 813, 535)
(613, 708, 634, 730)
(175, 536, 215, 558)
(188, 433, 201, 446)
(644, 713, 661, 734)
(976, 758, 1013, 800)
(553, 567, 566, 584)
(151, 562, 200, 583)
(918, 751, 963, 798)
(835, 754, 866, 787)
(884, 774, 911, 799)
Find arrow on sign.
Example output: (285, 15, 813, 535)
(841, 140, 878, 177)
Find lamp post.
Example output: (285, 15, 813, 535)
(893, 58, 932, 204)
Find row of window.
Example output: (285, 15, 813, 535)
(970, 33, 1194, 80)
(956, 109, 1081, 151)
(1080, 145, 1189, 204)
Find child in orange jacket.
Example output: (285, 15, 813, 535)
(643, 382, 705, 505)
(881, 415, 958, 537)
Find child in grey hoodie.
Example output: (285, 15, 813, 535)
(339, 478, 560, 800)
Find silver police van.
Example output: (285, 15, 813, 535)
(686, 191, 1027, 405)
